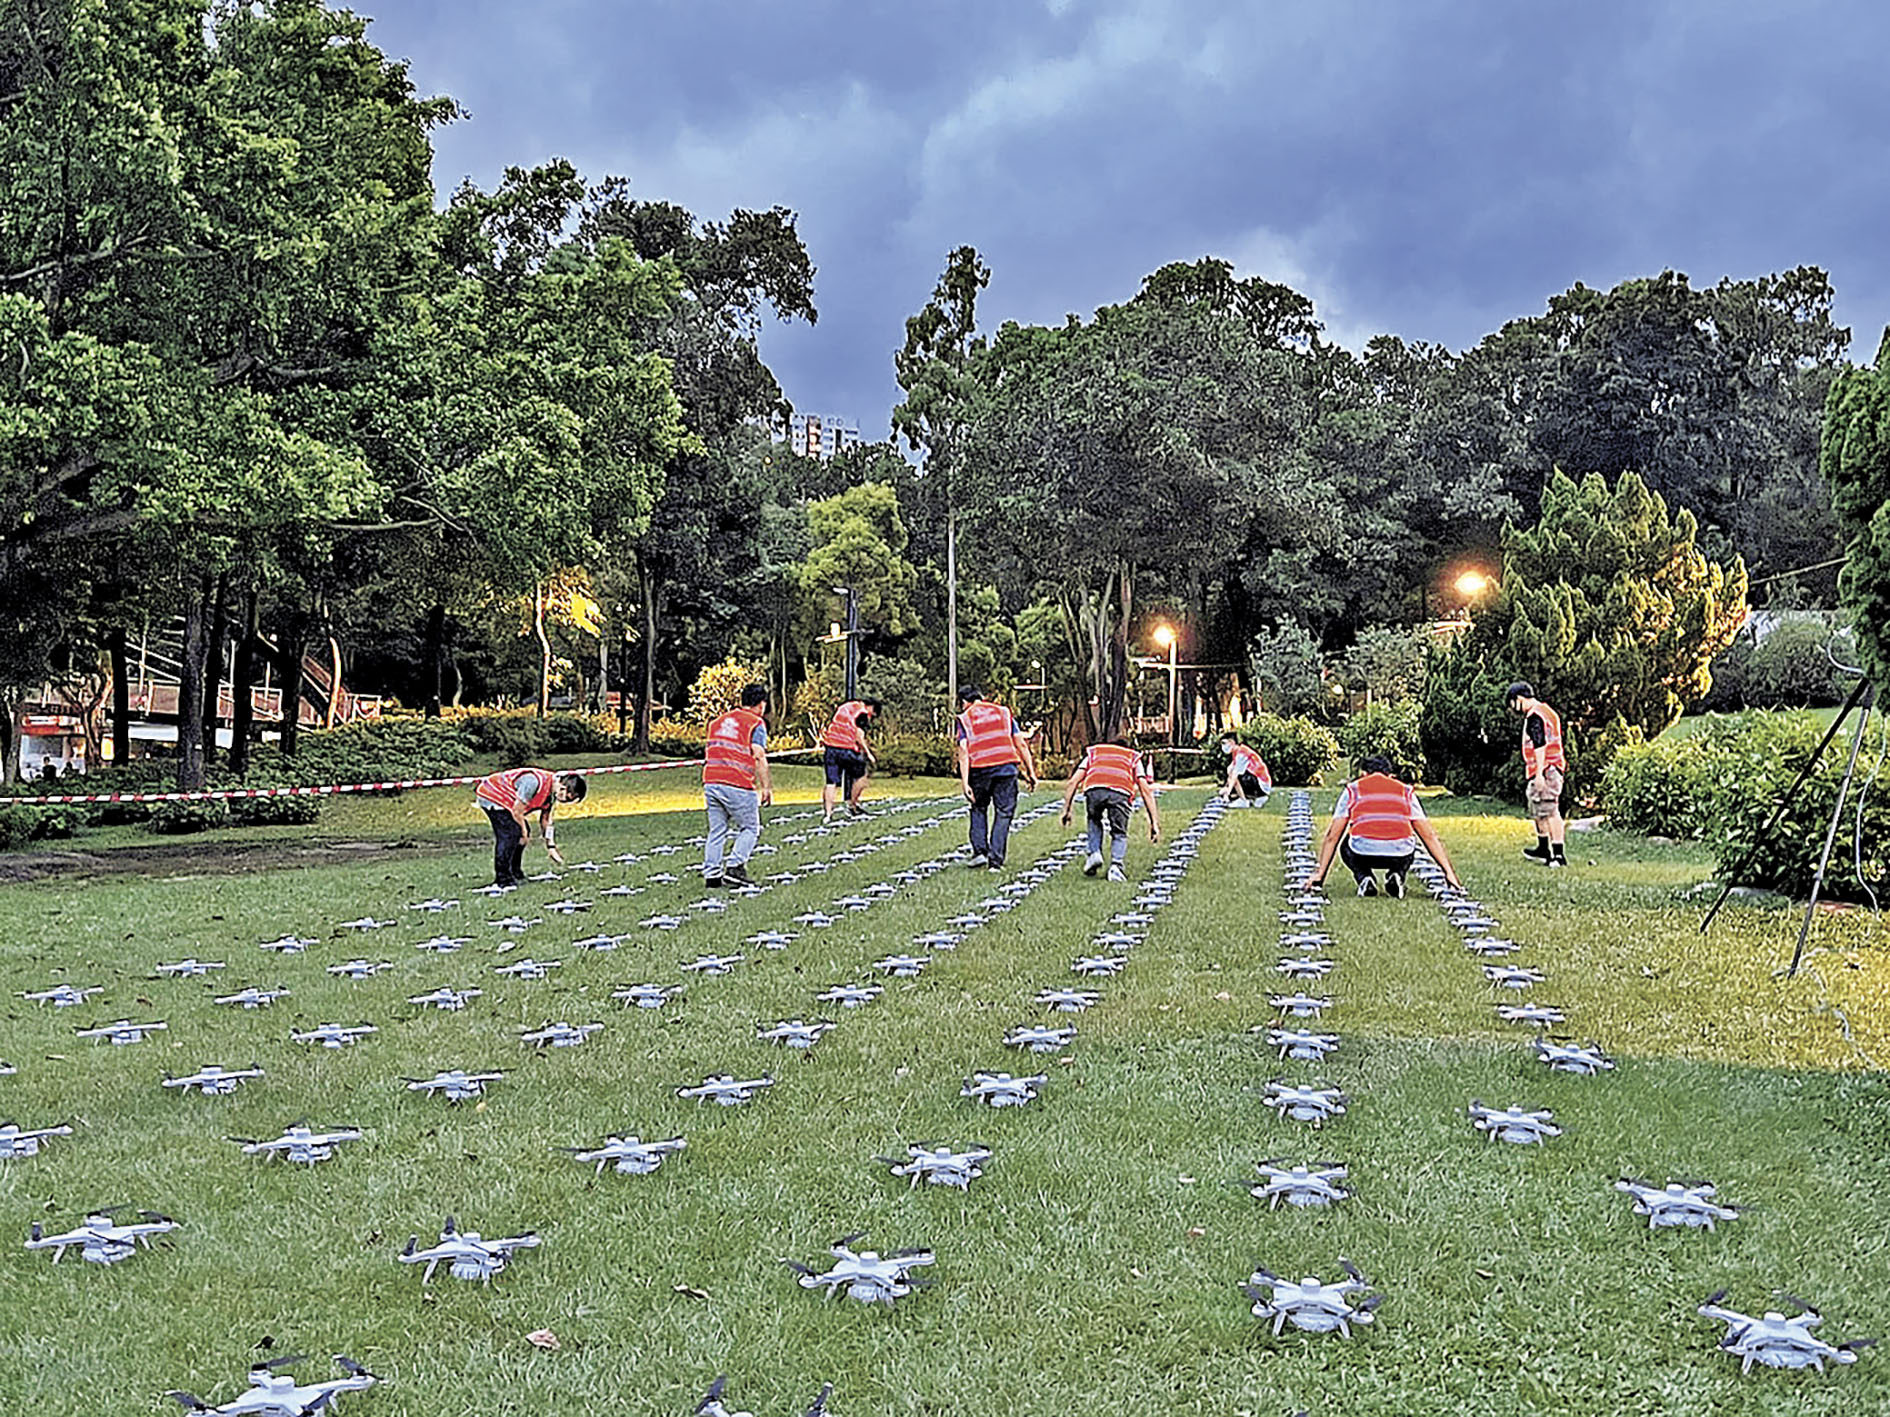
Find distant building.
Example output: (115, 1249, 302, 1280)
(786, 412, 862, 461)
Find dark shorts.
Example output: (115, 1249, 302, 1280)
(1236, 772, 1271, 801)
(1085, 787, 1131, 836)
(824, 747, 869, 788)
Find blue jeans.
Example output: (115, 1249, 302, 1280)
(1085, 788, 1131, 864)
(704, 783, 761, 874)
(968, 766, 1019, 865)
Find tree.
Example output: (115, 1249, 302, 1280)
(796, 482, 919, 648)
(1823, 330, 1890, 687)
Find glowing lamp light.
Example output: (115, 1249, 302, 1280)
(1152, 623, 1176, 649)
(1454, 570, 1491, 599)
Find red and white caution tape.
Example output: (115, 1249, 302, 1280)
(0, 748, 822, 808)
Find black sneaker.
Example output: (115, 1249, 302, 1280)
(1384, 872, 1405, 899)
(1545, 857, 1566, 870)
(1521, 845, 1552, 863)
(703, 872, 726, 888)
(847, 803, 867, 818)
(725, 863, 752, 886)
(1356, 876, 1378, 897)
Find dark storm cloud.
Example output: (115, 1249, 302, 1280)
(357, 0, 1890, 435)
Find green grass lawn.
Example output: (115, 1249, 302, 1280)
(2, 773, 1886, 1416)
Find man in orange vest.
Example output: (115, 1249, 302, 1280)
(820, 695, 882, 823)
(1505, 681, 1568, 868)
(1217, 730, 1273, 807)
(1059, 733, 1160, 882)
(954, 685, 1039, 872)
(703, 683, 774, 887)
(1305, 756, 1462, 898)
(473, 766, 587, 889)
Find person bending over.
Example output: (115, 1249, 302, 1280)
(1060, 734, 1160, 882)
(474, 766, 586, 888)
(820, 696, 881, 822)
(954, 685, 1039, 872)
(1305, 756, 1461, 898)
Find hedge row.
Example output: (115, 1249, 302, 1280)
(1601, 709, 1888, 899)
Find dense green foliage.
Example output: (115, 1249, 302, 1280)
(1222, 712, 1341, 786)
(1338, 700, 1427, 781)
(1823, 332, 1890, 686)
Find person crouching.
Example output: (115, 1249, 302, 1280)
(1060, 734, 1160, 882)
(1305, 755, 1461, 898)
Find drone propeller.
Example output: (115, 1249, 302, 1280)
(442, 1215, 459, 1235)
(1250, 1265, 1281, 1285)
(888, 1246, 934, 1260)
(1839, 1338, 1880, 1353)
(781, 1258, 817, 1276)
(1239, 1283, 1271, 1305)
(1617, 1175, 1655, 1190)
(400, 1236, 419, 1257)
(333, 1354, 376, 1378)
(139, 1209, 178, 1224)
(1355, 1292, 1387, 1314)
(1701, 1287, 1731, 1307)
(256, 1353, 309, 1372)
(834, 1229, 868, 1250)
(1775, 1291, 1819, 1315)
(1339, 1257, 1368, 1284)
(27, 1223, 41, 1241)
(227, 1135, 261, 1146)
(695, 1375, 731, 1415)
(802, 1381, 834, 1417)
(166, 1391, 213, 1412)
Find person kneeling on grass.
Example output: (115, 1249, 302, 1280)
(1219, 731, 1273, 807)
(474, 766, 586, 888)
(1060, 734, 1160, 882)
(1305, 755, 1461, 898)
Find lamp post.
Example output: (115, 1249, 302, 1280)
(832, 585, 859, 700)
(1152, 623, 1178, 749)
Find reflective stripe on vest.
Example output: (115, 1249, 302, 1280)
(475, 767, 553, 813)
(1522, 703, 1567, 772)
(958, 702, 1019, 769)
(1345, 773, 1417, 843)
(1080, 743, 1142, 797)
(1230, 745, 1271, 786)
(704, 709, 765, 789)
(822, 701, 867, 752)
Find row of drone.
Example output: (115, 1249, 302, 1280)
(1232, 791, 1871, 1377)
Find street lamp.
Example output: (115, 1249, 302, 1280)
(832, 585, 859, 700)
(1152, 623, 1178, 748)
(1454, 569, 1491, 602)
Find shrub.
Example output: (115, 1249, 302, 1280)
(1221, 713, 1340, 787)
(1419, 643, 1520, 799)
(1338, 701, 1427, 782)
(1743, 619, 1849, 708)
(1247, 621, 1328, 720)
(228, 794, 324, 827)
(248, 715, 476, 786)
(687, 658, 772, 726)
(857, 654, 948, 736)
(871, 734, 957, 778)
(1600, 738, 1712, 839)
(142, 800, 232, 834)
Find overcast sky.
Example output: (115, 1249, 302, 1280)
(355, 0, 1890, 438)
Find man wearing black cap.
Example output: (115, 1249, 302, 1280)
(1505, 681, 1567, 868)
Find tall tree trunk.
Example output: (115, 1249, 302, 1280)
(325, 636, 344, 728)
(0, 693, 18, 785)
(423, 602, 446, 719)
(615, 628, 629, 736)
(230, 591, 260, 776)
(109, 625, 130, 767)
(634, 560, 660, 753)
(278, 613, 306, 757)
(595, 633, 607, 717)
(177, 577, 209, 791)
(200, 573, 229, 765)
(946, 508, 959, 707)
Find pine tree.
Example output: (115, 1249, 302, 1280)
(1823, 332, 1890, 686)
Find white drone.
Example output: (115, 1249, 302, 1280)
(1483, 964, 1545, 991)
(1535, 1038, 1616, 1075)
(960, 1072, 1047, 1108)
(786, 1231, 936, 1305)
(646, 873, 681, 885)
(833, 894, 873, 911)
(169, 1354, 377, 1416)
(1, 1120, 74, 1159)
(1615, 1178, 1742, 1230)
(412, 935, 470, 954)
(572, 933, 633, 951)
(75, 1018, 167, 1045)
(1243, 1259, 1382, 1337)
(746, 931, 798, 950)
(613, 983, 682, 1010)
(945, 913, 987, 930)
(1262, 1081, 1348, 1125)
(757, 1019, 837, 1049)
(1697, 1290, 1873, 1373)
(1467, 1100, 1562, 1144)
(793, 911, 840, 928)
(1279, 932, 1330, 952)
(1276, 958, 1336, 980)
(1269, 993, 1333, 1020)
(543, 898, 592, 915)
(1496, 1002, 1566, 1028)
(163, 1064, 265, 1097)
(154, 959, 226, 978)
(486, 915, 541, 934)
(1464, 937, 1522, 957)
(404, 1069, 505, 1102)
(562, 1133, 686, 1176)
(682, 954, 745, 976)
(695, 1376, 833, 1417)
(328, 959, 394, 978)
(259, 935, 318, 954)
(816, 983, 881, 1009)
(232, 1123, 361, 1165)
(1093, 931, 1142, 951)
(518, 1021, 603, 1048)
(912, 931, 963, 950)
(492, 958, 562, 980)
(1004, 1024, 1076, 1054)
(475, 882, 516, 897)
(1279, 910, 1324, 929)
(1071, 955, 1126, 978)
(407, 898, 460, 913)
(639, 914, 685, 931)
(338, 917, 396, 931)
(407, 986, 482, 1012)
(874, 954, 929, 978)
(1035, 988, 1100, 1013)
(399, 1215, 540, 1283)
(878, 1142, 992, 1190)
(1266, 1028, 1341, 1062)
(689, 897, 730, 915)
(214, 987, 290, 1010)
(600, 884, 643, 898)
(1249, 1160, 1351, 1210)
(291, 1022, 377, 1050)
(21, 984, 104, 1007)
(678, 1075, 774, 1105)
(27, 1208, 179, 1265)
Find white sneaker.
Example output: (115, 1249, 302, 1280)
(967, 852, 989, 869)
(1106, 864, 1126, 883)
(1083, 852, 1104, 876)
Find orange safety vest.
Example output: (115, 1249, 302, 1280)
(704, 708, 766, 789)
(1521, 702, 1567, 773)
(822, 701, 869, 752)
(1080, 743, 1143, 797)
(1230, 744, 1271, 786)
(1343, 773, 1418, 844)
(475, 767, 554, 814)
(958, 701, 1020, 769)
